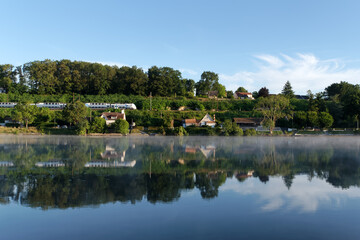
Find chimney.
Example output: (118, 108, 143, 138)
(121, 109, 125, 114)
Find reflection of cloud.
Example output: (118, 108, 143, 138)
(221, 176, 360, 213)
(220, 53, 360, 94)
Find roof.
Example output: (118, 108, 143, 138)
(101, 112, 125, 120)
(184, 119, 198, 124)
(233, 118, 262, 124)
(235, 92, 252, 96)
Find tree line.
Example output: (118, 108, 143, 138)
(0, 60, 226, 97)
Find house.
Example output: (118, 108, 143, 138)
(233, 118, 262, 129)
(183, 113, 216, 128)
(234, 92, 254, 100)
(100, 110, 126, 125)
(207, 91, 218, 98)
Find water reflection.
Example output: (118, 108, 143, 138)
(0, 136, 359, 210)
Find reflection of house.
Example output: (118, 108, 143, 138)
(84, 160, 136, 168)
(234, 92, 254, 100)
(183, 114, 216, 128)
(236, 170, 254, 181)
(35, 161, 65, 167)
(100, 110, 126, 125)
(184, 145, 216, 159)
(0, 161, 14, 167)
(101, 146, 126, 161)
(233, 118, 262, 129)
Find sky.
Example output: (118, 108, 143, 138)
(1, 0, 360, 94)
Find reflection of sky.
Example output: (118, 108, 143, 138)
(221, 175, 360, 213)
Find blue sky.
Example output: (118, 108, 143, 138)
(1, 0, 360, 94)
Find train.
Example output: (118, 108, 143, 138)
(0, 102, 137, 110)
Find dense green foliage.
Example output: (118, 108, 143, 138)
(112, 119, 129, 134)
(0, 60, 224, 98)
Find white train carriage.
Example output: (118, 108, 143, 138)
(85, 102, 111, 109)
(0, 102, 17, 108)
(111, 103, 137, 110)
(36, 102, 66, 109)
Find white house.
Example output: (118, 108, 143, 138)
(100, 110, 126, 125)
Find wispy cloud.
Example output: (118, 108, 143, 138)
(220, 53, 360, 94)
(179, 68, 198, 76)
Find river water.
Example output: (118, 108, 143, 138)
(0, 135, 359, 239)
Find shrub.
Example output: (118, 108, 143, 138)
(244, 128, 257, 136)
(112, 119, 129, 135)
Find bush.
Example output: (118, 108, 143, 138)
(244, 128, 257, 136)
(174, 126, 188, 136)
(90, 117, 107, 133)
(112, 119, 129, 135)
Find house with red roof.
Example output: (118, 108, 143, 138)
(183, 114, 216, 128)
(101, 110, 126, 125)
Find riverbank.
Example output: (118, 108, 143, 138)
(0, 126, 359, 137)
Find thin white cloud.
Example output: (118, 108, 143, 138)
(179, 68, 198, 76)
(221, 176, 360, 213)
(220, 53, 360, 94)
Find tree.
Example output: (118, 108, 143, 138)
(113, 119, 129, 134)
(256, 95, 292, 134)
(62, 101, 87, 126)
(13, 102, 36, 129)
(148, 66, 183, 96)
(195, 71, 219, 96)
(318, 112, 334, 129)
(223, 119, 233, 136)
(293, 111, 307, 129)
(0, 64, 16, 92)
(282, 81, 295, 99)
(212, 82, 226, 98)
(112, 66, 148, 95)
(231, 122, 243, 136)
(258, 87, 269, 98)
(236, 87, 248, 92)
(90, 117, 107, 133)
(307, 111, 318, 127)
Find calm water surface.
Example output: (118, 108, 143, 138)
(0, 135, 360, 240)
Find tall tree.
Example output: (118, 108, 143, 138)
(282, 81, 295, 99)
(62, 101, 87, 126)
(148, 66, 182, 96)
(195, 71, 219, 96)
(258, 87, 269, 98)
(13, 102, 36, 129)
(256, 95, 292, 134)
(0, 64, 16, 92)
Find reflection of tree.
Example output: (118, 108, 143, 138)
(283, 174, 294, 189)
(2, 136, 360, 208)
(195, 172, 226, 199)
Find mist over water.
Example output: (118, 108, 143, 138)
(0, 135, 360, 240)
